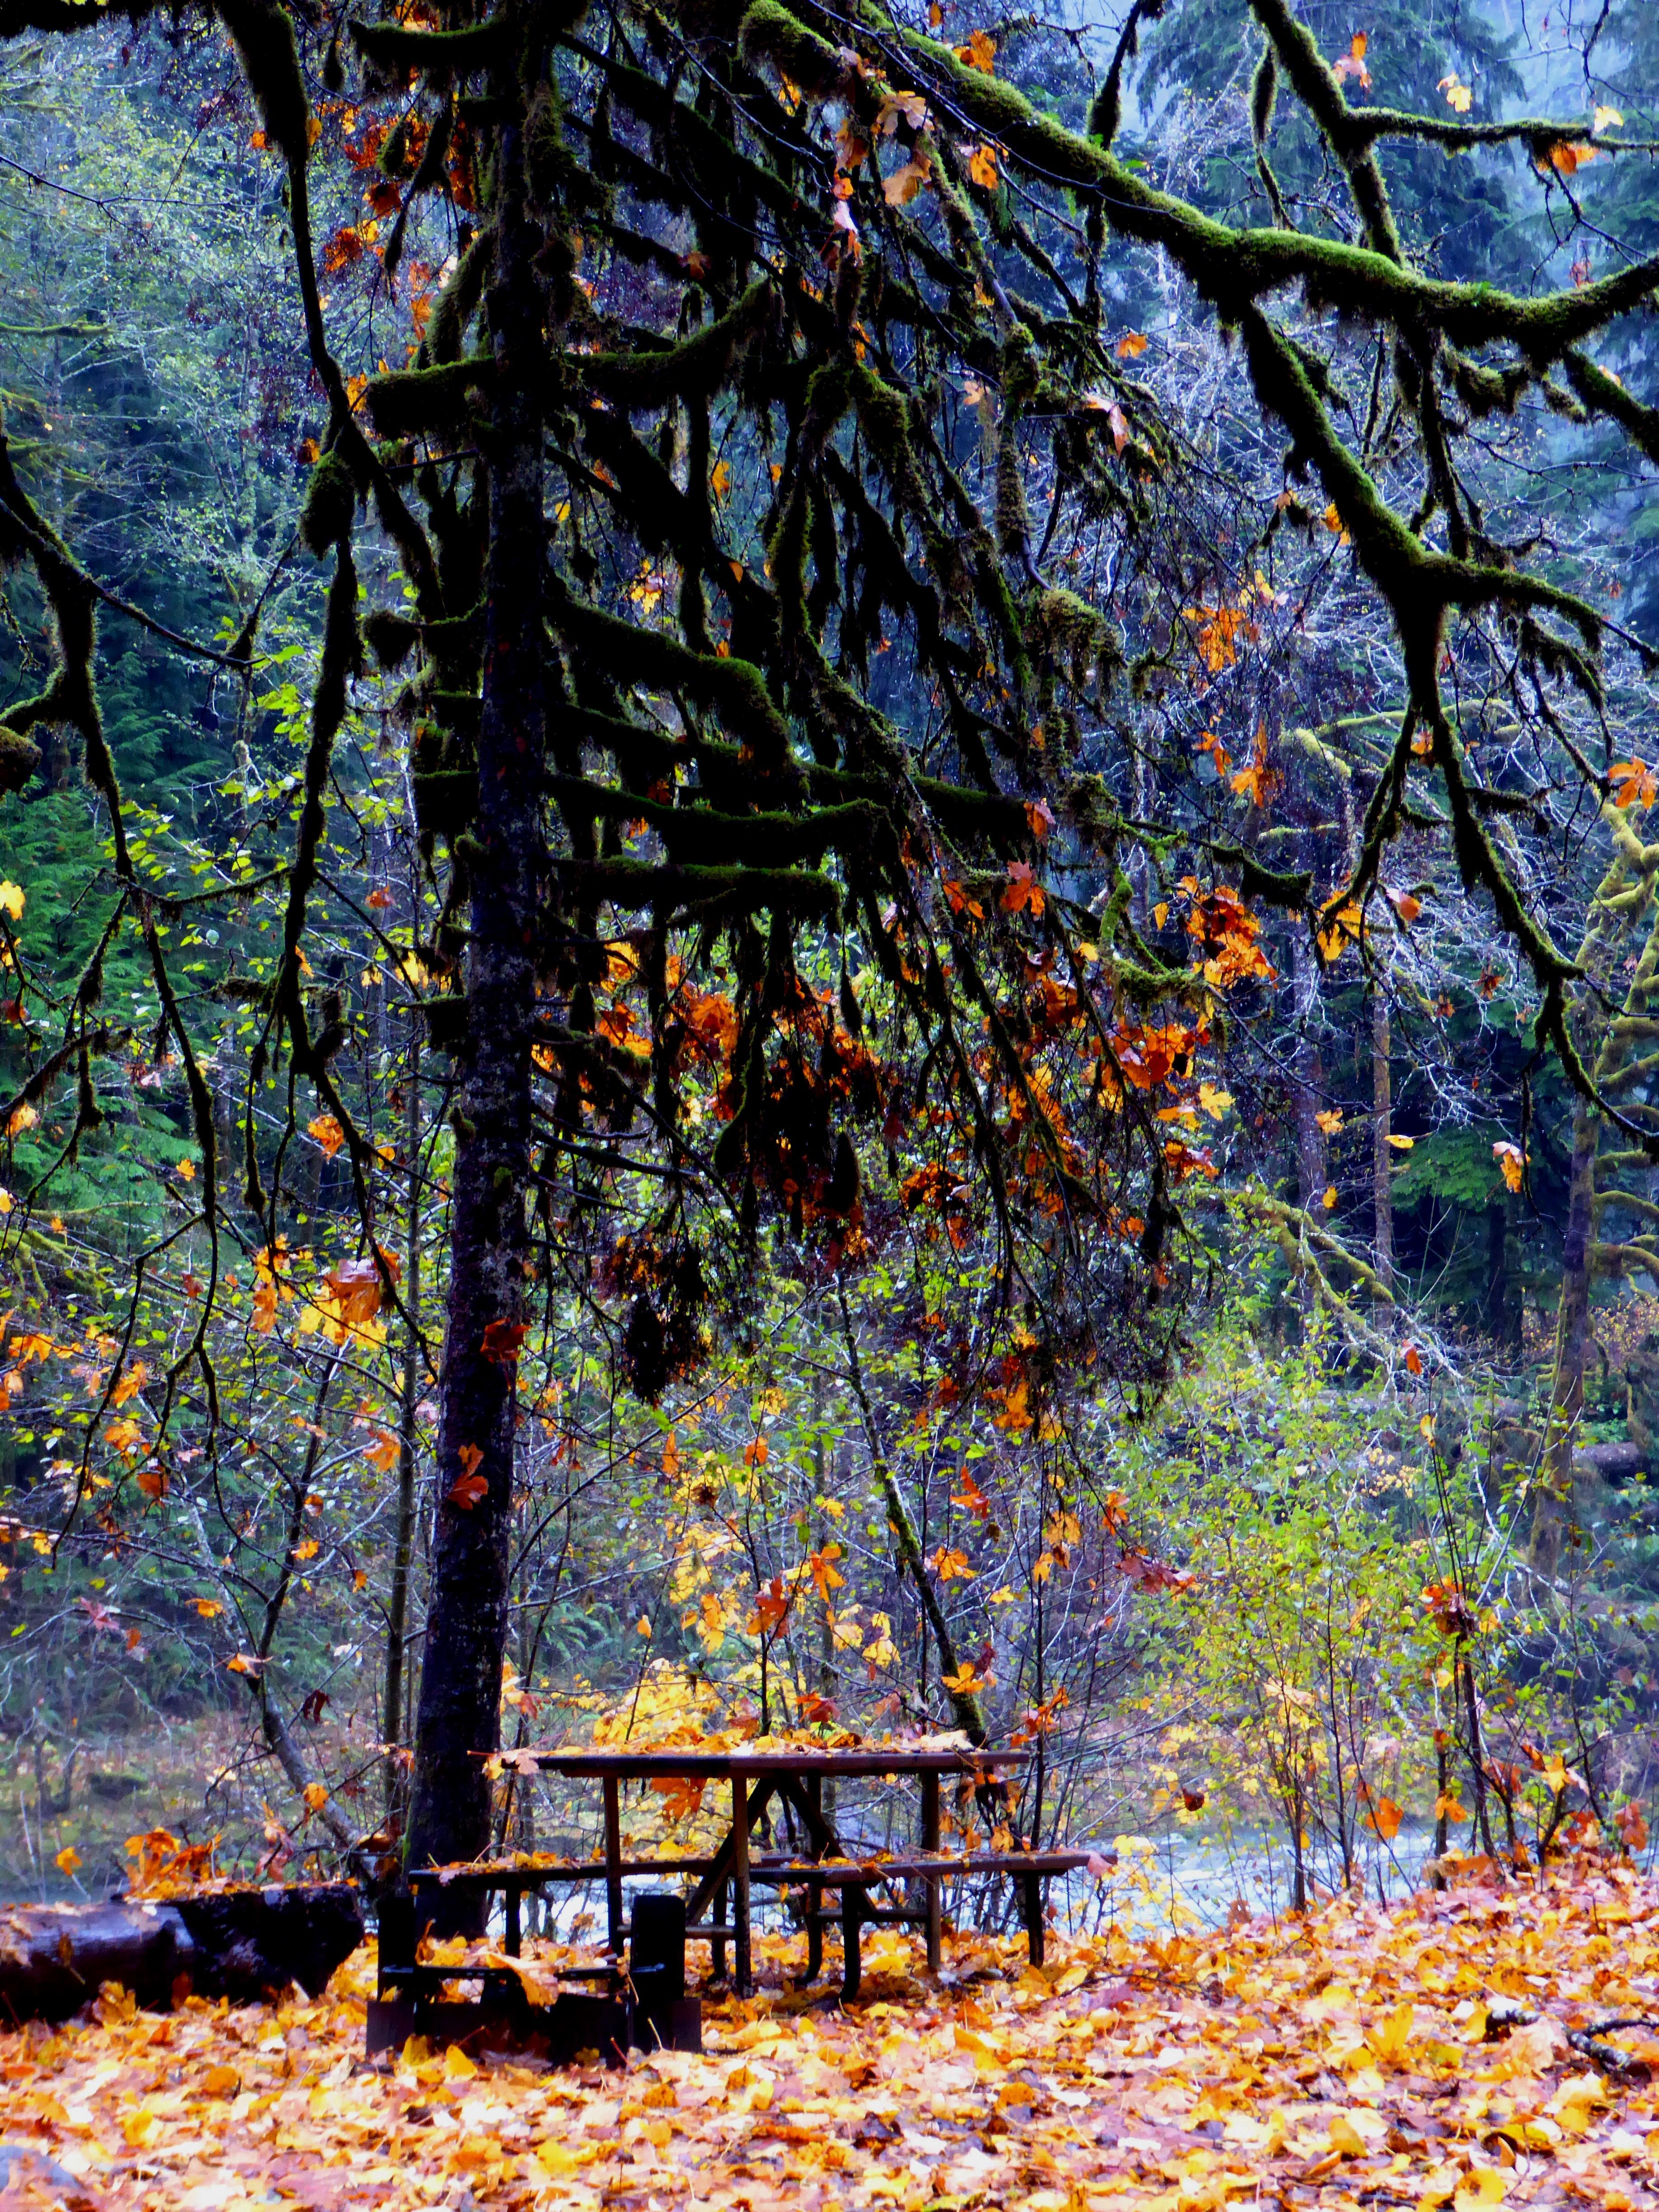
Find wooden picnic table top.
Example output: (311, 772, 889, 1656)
(521, 1744, 1031, 1780)
(406, 1843, 1092, 1889)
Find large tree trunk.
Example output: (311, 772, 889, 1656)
(383, 1021, 424, 1820)
(0, 1889, 362, 2024)
(406, 56, 547, 1905)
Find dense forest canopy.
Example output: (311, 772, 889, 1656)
(0, 0, 1652, 1927)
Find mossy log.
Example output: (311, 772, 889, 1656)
(0, 1884, 363, 2022)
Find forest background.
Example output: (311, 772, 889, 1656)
(0, 0, 1655, 1945)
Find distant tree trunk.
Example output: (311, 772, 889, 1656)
(1535, 1092, 1597, 1576)
(1371, 991, 1393, 1308)
(1531, 817, 1659, 1574)
(40, 333, 72, 791)
(383, 1021, 423, 1820)
(1484, 1199, 1517, 1351)
(1289, 930, 1326, 1216)
(405, 66, 547, 1904)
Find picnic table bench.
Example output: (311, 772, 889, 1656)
(373, 1742, 1106, 2048)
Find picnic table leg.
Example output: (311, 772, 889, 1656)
(921, 1772, 942, 1976)
(505, 1884, 521, 1958)
(603, 1775, 624, 1964)
(732, 1775, 751, 1996)
(712, 1881, 728, 1984)
(840, 1888, 862, 2001)
(1022, 1871, 1045, 1966)
(805, 1883, 823, 1984)
(802, 1775, 824, 1985)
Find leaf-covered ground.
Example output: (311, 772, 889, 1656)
(0, 1869, 1655, 2211)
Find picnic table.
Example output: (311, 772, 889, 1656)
(396, 1742, 1099, 2003)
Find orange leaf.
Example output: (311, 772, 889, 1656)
(750, 1575, 791, 1636)
(966, 143, 998, 190)
(480, 1317, 528, 1364)
(110, 1361, 148, 1409)
(364, 1426, 399, 1474)
(447, 1471, 488, 1510)
(1001, 859, 1045, 915)
(1333, 31, 1371, 89)
(307, 1114, 346, 1158)
(1611, 758, 1657, 809)
(1115, 331, 1148, 358)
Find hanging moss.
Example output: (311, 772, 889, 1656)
(300, 449, 360, 554)
(365, 357, 495, 439)
(556, 857, 843, 926)
(422, 229, 492, 367)
(1210, 842, 1312, 910)
(0, 724, 40, 796)
(994, 435, 1032, 565)
(525, 84, 571, 207)
(1251, 45, 1278, 144)
(550, 586, 795, 770)
(363, 610, 423, 670)
(736, 0, 867, 102)
(216, 0, 310, 173)
(1028, 588, 1122, 696)
(348, 18, 511, 81)
(380, 119, 415, 180)
(578, 278, 779, 410)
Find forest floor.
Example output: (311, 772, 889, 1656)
(0, 1864, 1654, 2211)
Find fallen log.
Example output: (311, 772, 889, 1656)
(0, 1884, 363, 2025)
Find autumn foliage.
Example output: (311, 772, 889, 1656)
(0, 1863, 1655, 2209)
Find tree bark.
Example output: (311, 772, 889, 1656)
(0, 1889, 362, 2024)
(406, 58, 547, 1907)
(1371, 990, 1393, 1307)
(1288, 930, 1326, 1267)
(383, 1021, 423, 1819)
